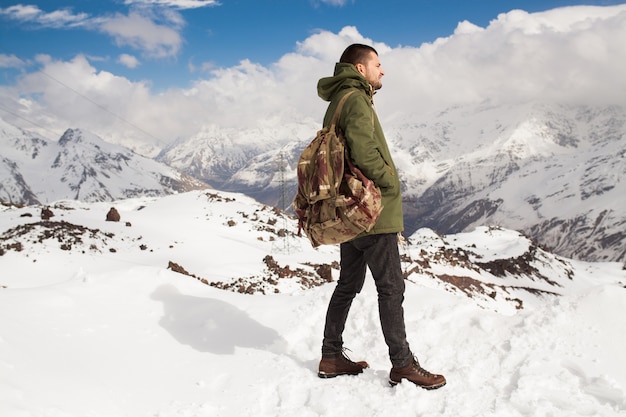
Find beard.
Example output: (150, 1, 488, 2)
(369, 77, 383, 90)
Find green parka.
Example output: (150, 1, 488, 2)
(317, 62, 404, 236)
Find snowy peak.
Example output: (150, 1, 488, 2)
(0, 118, 50, 161)
(156, 120, 317, 188)
(156, 126, 258, 186)
(0, 119, 210, 205)
(58, 128, 85, 146)
(393, 102, 626, 262)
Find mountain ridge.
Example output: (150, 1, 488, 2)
(0, 119, 210, 205)
(1, 100, 624, 262)
(395, 102, 625, 262)
(155, 101, 625, 262)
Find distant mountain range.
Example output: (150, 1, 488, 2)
(1, 101, 624, 263)
(0, 119, 209, 205)
(390, 102, 626, 263)
(156, 101, 625, 263)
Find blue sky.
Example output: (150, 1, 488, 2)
(2, 0, 625, 90)
(1, 1, 625, 150)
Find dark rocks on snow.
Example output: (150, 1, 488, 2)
(106, 207, 121, 222)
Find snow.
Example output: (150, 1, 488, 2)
(1, 190, 625, 417)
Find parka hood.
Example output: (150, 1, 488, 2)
(317, 63, 372, 102)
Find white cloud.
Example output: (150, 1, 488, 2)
(0, 54, 26, 69)
(188, 59, 216, 74)
(0, 4, 90, 28)
(99, 12, 183, 58)
(1, 4, 188, 59)
(124, 0, 220, 9)
(118, 54, 141, 69)
(317, 0, 354, 6)
(1, 4, 625, 153)
(378, 4, 626, 114)
(0, 4, 41, 20)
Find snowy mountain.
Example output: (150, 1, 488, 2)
(1, 190, 625, 416)
(156, 102, 625, 262)
(392, 102, 626, 263)
(155, 120, 315, 206)
(2, 101, 624, 263)
(0, 118, 210, 205)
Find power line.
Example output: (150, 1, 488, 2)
(36, 69, 164, 143)
(0, 103, 60, 141)
(0, 49, 165, 144)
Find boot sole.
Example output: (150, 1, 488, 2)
(318, 370, 363, 378)
(389, 379, 447, 390)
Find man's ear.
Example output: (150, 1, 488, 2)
(355, 63, 366, 76)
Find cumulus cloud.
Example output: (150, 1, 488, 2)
(295, 26, 390, 63)
(1, 4, 625, 152)
(117, 54, 141, 68)
(99, 12, 183, 58)
(2, 54, 168, 147)
(0, 54, 26, 69)
(378, 4, 626, 114)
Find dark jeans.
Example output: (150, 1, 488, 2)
(321, 233, 413, 368)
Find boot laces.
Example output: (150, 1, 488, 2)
(340, 347, 358, 364)
(413, 358, 433, 377)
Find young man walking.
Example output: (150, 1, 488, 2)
(316, 43, 446, 390)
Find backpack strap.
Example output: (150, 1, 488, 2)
(328, 90, 356, 132)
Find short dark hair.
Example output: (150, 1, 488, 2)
(339, 44, 378, 66)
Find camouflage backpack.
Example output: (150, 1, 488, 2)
(293, 90, 383, 247)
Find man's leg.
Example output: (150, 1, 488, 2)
(321, 240, 367, 354)
(358, 233, 413, 368)
(318, 239, 369, 378)
(363, 234, 446, 389)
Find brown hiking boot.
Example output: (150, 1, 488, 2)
(389, 357, 446, 390)
(318, 350, 369, 378)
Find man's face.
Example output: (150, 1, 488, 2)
(356, 51, 384, 90)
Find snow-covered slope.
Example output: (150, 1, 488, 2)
(1, 190, 625, 416)
(0, 118, 210, 205)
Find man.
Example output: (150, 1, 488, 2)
(316, 43, 446, 390)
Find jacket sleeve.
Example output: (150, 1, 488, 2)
(341, 94, 396, 190)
